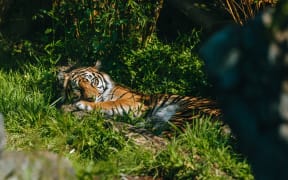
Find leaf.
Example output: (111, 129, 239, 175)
(44, 28, 53, 35)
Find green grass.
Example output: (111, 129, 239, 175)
(0, 63, 253, 179)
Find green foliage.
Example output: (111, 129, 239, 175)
(36, 0, 163, 63)
(152, 121, 252, 179)
(0, 67, 125, 161)
(113, 31, 207, 95)
(65, 114, 125, 160)
(0, 0, 253, 178)
(0, 68, 48, 123)
(1, 0, 208, 95)
(0, 63, 253, 179)
(77, 146, 155, 179)
(73, 119, 253, 179)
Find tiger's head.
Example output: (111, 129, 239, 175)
(57, 61, 114, 103)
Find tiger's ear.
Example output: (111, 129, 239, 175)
(57, 71, 69, 89)
(95, 60, 101, 69)
(57, 71, 65, 85)
(57, 71, 69, 103)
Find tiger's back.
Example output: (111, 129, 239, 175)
(57, 61, 221, 135)
(142, 94, 221, 133)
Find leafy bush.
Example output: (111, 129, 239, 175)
(37, 0, 163, 63)
(28, 0, 208, 96)
(0, 1, 254, 179)
(109, 31, 208, 95)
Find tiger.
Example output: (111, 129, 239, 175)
(57, 61, 221, 135)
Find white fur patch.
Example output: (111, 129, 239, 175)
(75, 101, 93, 111)
(100, 73, 115, 101)
(154, 104, 179, 122)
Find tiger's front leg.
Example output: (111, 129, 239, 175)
(75, 100, 95, 111)
(75, 100, 142, 116)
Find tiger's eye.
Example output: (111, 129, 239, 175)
(70, 80, 78, 88)
(68, 90, 81, 102)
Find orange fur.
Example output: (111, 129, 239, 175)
(58, 62, 221, 134)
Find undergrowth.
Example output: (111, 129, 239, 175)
(0, 0, 253, 179)
(0, 64, 253, 179)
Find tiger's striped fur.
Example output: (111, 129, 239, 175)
(57, 61, 221, 134)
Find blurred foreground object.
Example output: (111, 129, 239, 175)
(200, 0, 288, 179)
(0, 114, 76, 179)
(161, 0, 276, 41)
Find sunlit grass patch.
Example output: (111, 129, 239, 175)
(0, 63, 253, 179)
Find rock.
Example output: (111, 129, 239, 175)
(0, 114, 76, 180)
(0, 151, 76, 180)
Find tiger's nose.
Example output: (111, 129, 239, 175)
(83, 93, 96, 102)
(70, 91, 81, 102)
(86, 97, 95, 101)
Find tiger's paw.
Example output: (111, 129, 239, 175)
(75, 101, 93, 111)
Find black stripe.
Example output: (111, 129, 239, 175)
(171, 95, 184, 104)
(110, 87, 120, 100)
(119, 92, 130, 99)
(111, 107, 116, 116)
(119, 104, 127, 114)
